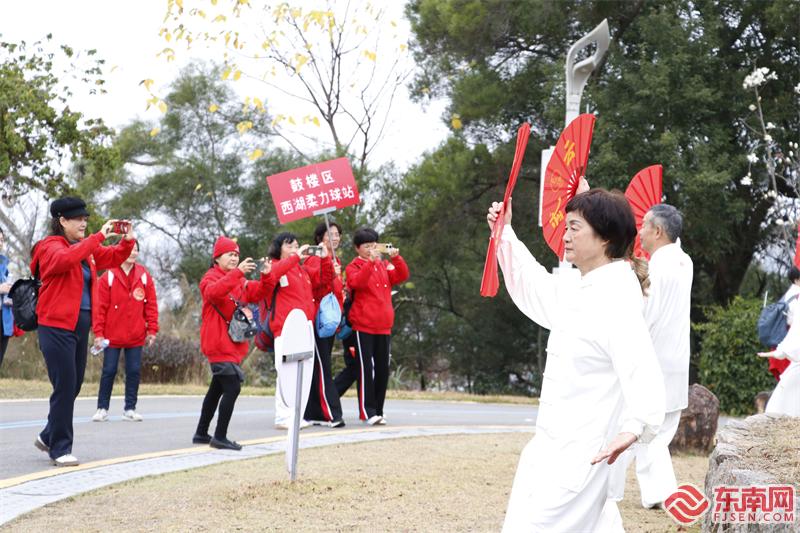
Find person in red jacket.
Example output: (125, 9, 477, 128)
(194, 236, 271, 451)
(31, 197, 135, 467)
(346, 228, 409, 425)
(91, 241, 159, 423)
(303, 221, 345, 428)
(264, 231, 332, 429)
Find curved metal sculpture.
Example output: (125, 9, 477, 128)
(564, 19, 610, 125)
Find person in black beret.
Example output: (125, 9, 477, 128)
(31, 196, 136, 467)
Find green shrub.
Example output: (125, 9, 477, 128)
(695, 296, 776, 415)
(141, 335, 206, 383)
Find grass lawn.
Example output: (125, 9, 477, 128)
(0, 378, 538, 405)
(8, 433, 706, 532)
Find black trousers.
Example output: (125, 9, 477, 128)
(352, 331, 391, 420)
(304, 333, 343, 422)
(0, 334, 8, 367)
(38, 310, 91, 459)
(333, 333, 359, 397)
(196, 365, 242, 440)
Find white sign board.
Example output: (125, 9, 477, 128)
(274, 308, 315, 480)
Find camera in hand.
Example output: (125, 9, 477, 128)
(112, 220, 130, 234)
(375, 243, 394, 254)
(306, 245, 323, 256)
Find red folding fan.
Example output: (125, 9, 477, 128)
(625, 164, 663, 259)
(480, 123, 531, 297)
(540, 114, 596, 260)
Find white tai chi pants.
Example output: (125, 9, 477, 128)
(502, 434, 621, 533)
(766, 361, 800, 416)
(608, 409, 682, 507)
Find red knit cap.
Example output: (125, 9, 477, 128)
(212, 236, 239, 258)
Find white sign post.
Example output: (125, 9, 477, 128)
(275, 308, 315, 481)
(539, 19, 611, 273)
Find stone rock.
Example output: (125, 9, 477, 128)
(702, 415, 800, 533)
(670, 383, 720, 454)
(754, 390, 771, 414)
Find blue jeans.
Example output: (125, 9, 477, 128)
(97, 346, 143, 411)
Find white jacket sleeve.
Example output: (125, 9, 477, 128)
(608, 290, 666, 443)
(776, 318, 800, 362)
(496, 225, 559, 330)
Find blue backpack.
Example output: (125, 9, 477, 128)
(316, 292, 342, 338)
(757, 294, 798, 347)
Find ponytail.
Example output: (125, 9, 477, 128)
(628, 251, 650, 296)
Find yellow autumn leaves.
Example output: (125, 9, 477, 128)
(221, 66, 242, 81)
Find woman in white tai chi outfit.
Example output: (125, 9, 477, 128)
(488, 189, 665, 532)
(758, 315, 800, 417)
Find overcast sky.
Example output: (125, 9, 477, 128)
(1, 0, 449, 170)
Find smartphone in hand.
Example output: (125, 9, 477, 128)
(305, 245, 323, 256)
(112, 220, 130, 234)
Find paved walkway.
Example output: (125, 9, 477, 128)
(0, 425, 533, 525)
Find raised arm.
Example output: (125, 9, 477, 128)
(200, 268, 246, 304)
(93, 238, 135, 271)
(39, 232, 105, 276)
(346, 259, 373, 291)
(387, 254, 409, 286)
(496, 225, 559, 330)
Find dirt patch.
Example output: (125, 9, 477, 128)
(617, 453, 708, 533)
(9, 433, 705, 532)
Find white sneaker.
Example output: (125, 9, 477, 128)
(376, 416, 387, 425)
(92, 408, 108, 422)
(34, 436, 49, 453)
(366, 415, 383, 426)
(274, 422, 289, 430)
(299, 419, 312, 430)
(51, 454, 79, 467)
(122, 410, 143, 422)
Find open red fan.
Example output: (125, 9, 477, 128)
(540, 114, 596, 260)
(625, 164, 663, 259)
(480, 123, 531, 297)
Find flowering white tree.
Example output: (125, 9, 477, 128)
(742, 66, 800, 271)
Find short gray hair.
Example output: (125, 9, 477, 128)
(647, 204, 683, 242)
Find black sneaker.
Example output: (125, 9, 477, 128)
(330, 419, 346, 428)
(210, 437, 242, 451)
(192, 433, 212, 444)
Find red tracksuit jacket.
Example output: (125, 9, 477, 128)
(346, 255, 409, 335)
(93, 264, 159, 348)
(31, 233, 135, 330)
(264, 255, 332, 338)
(199, 266, 272, 364)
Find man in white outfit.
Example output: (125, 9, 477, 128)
(609, 203, 693, 509)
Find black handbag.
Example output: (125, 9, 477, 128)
(211, 297, 257, 343)
(9, 264, 41, 331)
